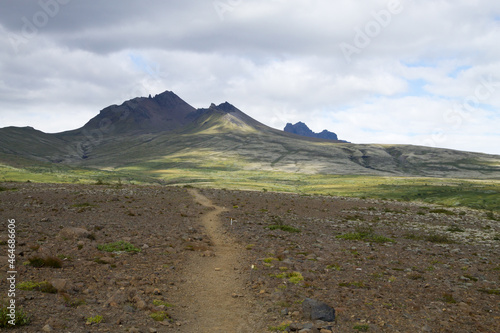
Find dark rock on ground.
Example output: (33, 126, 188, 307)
(302, 298, 335, 322)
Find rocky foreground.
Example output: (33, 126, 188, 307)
(0, 183, 499, 332)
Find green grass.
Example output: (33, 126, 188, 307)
(270, 271, 304, 284)
(153, 171, 500, 211)
(0, 160, 156, 186)
(0, 302, 30, 327)
(263, 257, 279, 263)
(268, 323, 290, 331)
(152, 300, 175, 307)
(85, 315, 103, 325)
(149, 311, 172, 322)
(287, 272, 304, 284)
(2, 157, 500, 212)
(326, 264, 342, 271)
(97, 241, 141, 253)
(17, 281, 57, 293)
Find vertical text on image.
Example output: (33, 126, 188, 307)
(6, 219, 17, 326)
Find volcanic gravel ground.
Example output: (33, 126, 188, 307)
(0, 183, 498, 332)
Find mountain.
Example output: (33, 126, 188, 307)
(62, 91, 196, 136)
(1, 90, 500, 180)
(284, 121, 341, 141)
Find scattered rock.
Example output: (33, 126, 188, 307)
(201, 250, 215, 257)
(42, 324, 53, 332)
(50, 278, 72, 293)
(302, 298, 335, 322)
(133, 295, 147, 310)
(98, 256, 115, 264)
(58, 227, 90, 239)
(104, 290, 127, 307)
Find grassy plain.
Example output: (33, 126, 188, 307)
(1, 161, 499, 212)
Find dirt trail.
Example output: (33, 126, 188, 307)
(176, 189, 263, 332)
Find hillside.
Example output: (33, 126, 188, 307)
(0, 90, 500, 182)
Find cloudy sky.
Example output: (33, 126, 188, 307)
(1, 0, 499, 154)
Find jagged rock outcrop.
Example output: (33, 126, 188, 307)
(284, 122, 340, 141)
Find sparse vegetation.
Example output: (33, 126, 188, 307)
(0, 302, 30, 327)
(17, 281, 57, 293)
(447, 225, 465, 232)
(152, 300, 175, 307)
(263, 257, 279, 263)
(266, 215, 301, 233)
(270, 271, 304, 284)
(149, 311, 171, 322)
(288, 272, 304, 284)
(86, 315, 103, 325)
(429, 208, 455, 215)
(404, 232, 424, 240)
(353, 324, 370, 331)
(478, 288, 500, 295)
(268, 323, 290, 331)
(97, 240, 141, 253)
(485, 211, 499, 221)
(326, 264, 342, 271)
(407, 273, 424, 280)
(61, 294, 86, 308)
(57, 254, 72, 260)
(27, 256, 63, 268)
(267, 224, 301, 233)
(442, 293, 457, 304)
(425, 233, 455, 244)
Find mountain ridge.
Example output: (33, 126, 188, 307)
(1, 90, 500, 180)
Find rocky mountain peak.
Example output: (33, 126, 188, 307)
(284, 122, 339, 141)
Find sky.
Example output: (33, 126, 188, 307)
(0, 0, 499, 155)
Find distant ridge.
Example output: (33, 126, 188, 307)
(284, 121, 348, 142)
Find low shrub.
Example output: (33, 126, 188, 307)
(17, 281, 57, 293)
(27, 256, 62, 268)
(97, 241, 140, 253)
(0, 302, 30, 327)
